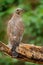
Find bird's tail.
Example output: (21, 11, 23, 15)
(11, 41, 20, 57)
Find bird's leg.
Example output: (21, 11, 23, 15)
(11, 41, 20, 58)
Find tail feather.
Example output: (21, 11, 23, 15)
(11, 41, 20, 57)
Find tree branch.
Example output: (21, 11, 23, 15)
(0, 41, 43, 64)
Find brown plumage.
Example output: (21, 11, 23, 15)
(7, 8, 24, 57)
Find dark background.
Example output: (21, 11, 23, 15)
(0, 0, 43, 65)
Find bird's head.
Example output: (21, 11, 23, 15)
(15, 8, 24, 15)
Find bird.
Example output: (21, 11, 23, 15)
(7, 8, 24, 57)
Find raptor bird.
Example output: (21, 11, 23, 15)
(7, 8, 24, 57)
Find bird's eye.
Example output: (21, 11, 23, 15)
(17, 10, 19, 11)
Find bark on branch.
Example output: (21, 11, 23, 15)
(0, 41, 43, 64)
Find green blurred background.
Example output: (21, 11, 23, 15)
(0, 0, 43, 65)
